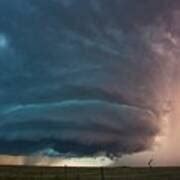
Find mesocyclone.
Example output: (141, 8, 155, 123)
(0, 0, 178, 158)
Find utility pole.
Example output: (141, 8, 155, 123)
(148, 158, 153, 169)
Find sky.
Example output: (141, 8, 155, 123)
(0, 0, 180, 166)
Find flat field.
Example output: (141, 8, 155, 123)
(0, 166, 179, 180)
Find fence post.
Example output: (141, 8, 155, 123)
(76, 174, 80, 180)
(76, 168, 80, 180)
(64, 165, 68, 180)
(100, 167, 105, 180)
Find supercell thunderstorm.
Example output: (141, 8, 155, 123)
(0, 0, 179, 159)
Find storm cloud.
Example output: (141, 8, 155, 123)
(0, 0, 179, 158)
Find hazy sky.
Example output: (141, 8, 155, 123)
(0, 0, 180, 166)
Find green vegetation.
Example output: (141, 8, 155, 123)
(0, 166, 178, 180)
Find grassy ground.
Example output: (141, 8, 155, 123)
(0, 166, 178, 180)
